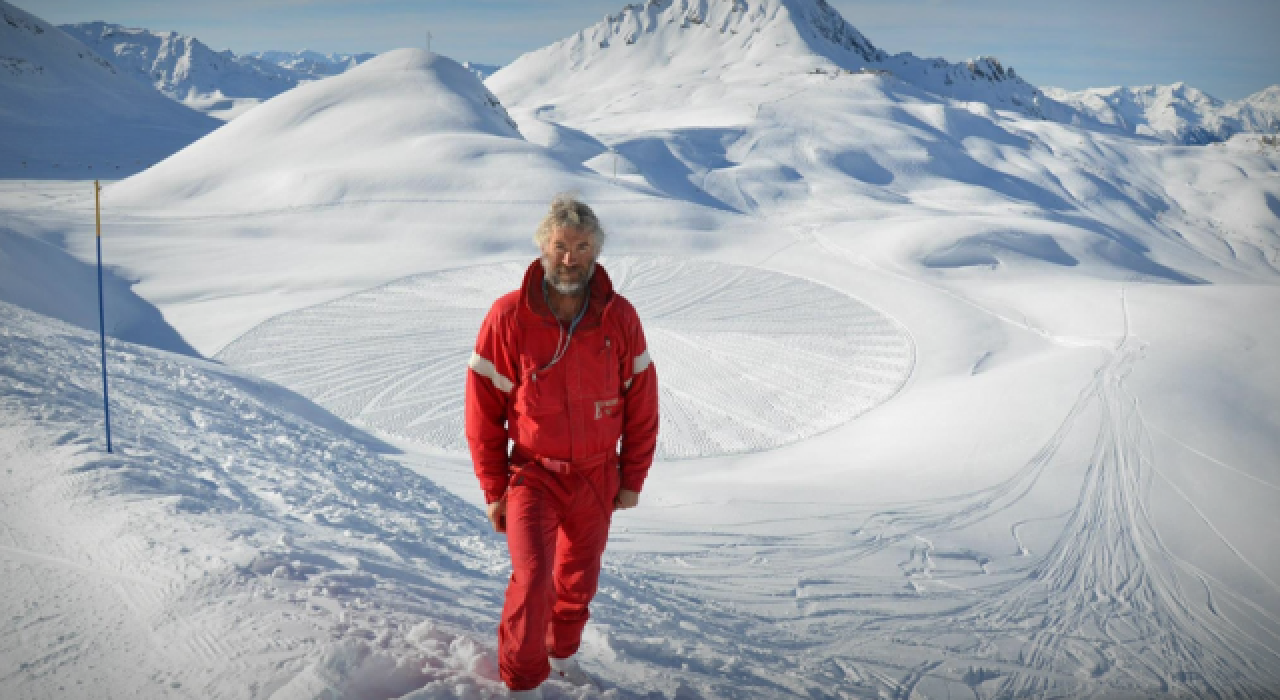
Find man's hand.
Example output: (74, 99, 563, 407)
(613, 489, 640, 511)
(486, 498, 507, 533)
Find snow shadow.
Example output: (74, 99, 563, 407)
(827, 149, 894, 186)
(922, 231, 1078, 269)
(1054, 213, 1207, 284)
(0, 227, 199, 356)
(528, 106, 611, 165)
(614, 131, 742, 214)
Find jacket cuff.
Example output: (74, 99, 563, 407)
(479, 468, 510, 504)
(483, 485, 508, 504)
(619, 470, 647, 493)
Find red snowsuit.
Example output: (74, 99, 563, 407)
(465, 259, 659, 691)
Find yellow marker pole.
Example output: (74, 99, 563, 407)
(95, 180, 113, 453)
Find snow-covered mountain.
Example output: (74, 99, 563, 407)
(0, 1, 218, 177)
(245, 49, 377, 77)
(58, 22, 376, 120)
(489, 0, 1070, 121)
(61, 21, 297, 99)
(1045, 82, 1280, 145)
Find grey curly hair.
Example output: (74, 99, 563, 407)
(533, 192, 606, 249)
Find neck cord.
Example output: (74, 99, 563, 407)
(540, 278, 589, 372)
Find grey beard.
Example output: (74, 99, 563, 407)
(543, 259, 596, 296)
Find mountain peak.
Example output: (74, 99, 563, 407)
(491, 0, 1056, 119)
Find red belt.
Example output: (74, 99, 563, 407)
(511, 446, 612, 475)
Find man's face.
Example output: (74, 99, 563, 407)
(540, 226, 598, 295)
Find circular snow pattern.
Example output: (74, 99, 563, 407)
(217, 257, 914, 459)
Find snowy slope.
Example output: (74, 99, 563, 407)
(0, 300, 510, 698)
(1045, 82, 1280, 145)
(0, 1, 218, 177)
(103, 50, 536, 212)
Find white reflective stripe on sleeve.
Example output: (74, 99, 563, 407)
(469, 352, 513, 393)
(623, 378, 632, 391)
(633, 348, 652, 376)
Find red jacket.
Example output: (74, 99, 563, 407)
(466, 260, 660, 504)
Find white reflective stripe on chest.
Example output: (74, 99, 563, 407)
(468, 352, 513, 393)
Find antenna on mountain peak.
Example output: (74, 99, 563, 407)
(427, 31, 433, 54)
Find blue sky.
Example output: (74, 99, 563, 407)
(26, 0, 1280, 100)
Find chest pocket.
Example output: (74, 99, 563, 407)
(582, 332, 622, 403)
(514, 357, 564, 417)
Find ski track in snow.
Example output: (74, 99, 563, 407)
(215, 256, 914, 461)
(607, 290, 1280, 698)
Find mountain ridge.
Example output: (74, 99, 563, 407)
(1045, 81, 1280, 145)
(59, 22, 378, 120)
(490, 0, 1069, 121)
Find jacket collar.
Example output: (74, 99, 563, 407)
(520, 257, 614, 329)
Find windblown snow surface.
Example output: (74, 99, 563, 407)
(4, 0, 1280, 697)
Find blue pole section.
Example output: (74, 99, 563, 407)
(95, 180, 113, 453)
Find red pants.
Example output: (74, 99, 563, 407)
(498, 459, 618, 691)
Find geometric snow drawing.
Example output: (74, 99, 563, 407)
(216, 257, 914, 459)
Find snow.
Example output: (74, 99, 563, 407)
(4, 0, 1280, 696)
(0, 1, 218, 178)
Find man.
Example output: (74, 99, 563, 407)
(465, 193, 660, 697)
